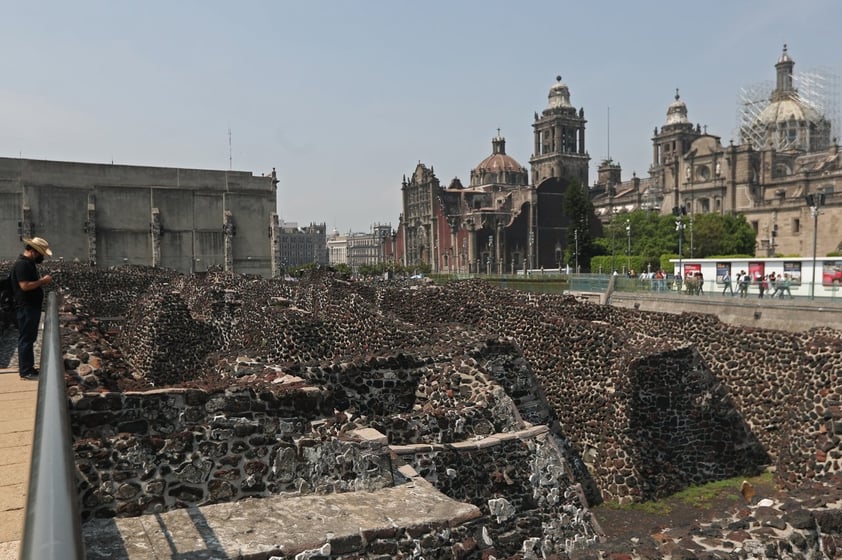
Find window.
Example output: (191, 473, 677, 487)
(792, 218, 800, 234)
(696, 165, 710, 181)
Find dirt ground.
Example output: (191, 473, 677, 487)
(589, 475, 779, 546)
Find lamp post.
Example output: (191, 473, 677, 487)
(806, 193, 825, 300)
(625, 219, 631, 274)
(673, 206, 686, 288)
(689, 214, 695, 258)
(574, 229, 579, 274)
(487, 234, 493, 276)
(528, 230, 534, 272)
(611, 223, 616, 273)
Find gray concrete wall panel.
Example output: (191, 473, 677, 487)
(194, 194, 224, 230)
(160, 232, 195, 272)
(226, 192, 272, 257)
(0, 192, 21, 260)
(26, 186, 88, 260)
(97, 231, 151, 267)
(153, 189, 196, 231)
(193, 231, 225, 270)
(96, 188, 151, 230)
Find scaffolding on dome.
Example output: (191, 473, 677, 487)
(737, 67, 840, 151)
(737, 80, 772, 149)
(798, 67, 841, 145)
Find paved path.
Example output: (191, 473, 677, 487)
(0, 327, 37, 560)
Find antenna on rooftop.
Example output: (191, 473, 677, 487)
(607, 106, 611, 161)
(228, 128, 232, 170)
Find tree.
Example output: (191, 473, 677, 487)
(563, 179, 599, 270)
(594, 210, 756, 267)
(690, 213, 755, 257)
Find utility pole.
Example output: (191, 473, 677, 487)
(673, 206, 686, 288)
(625, 219, 631, 274)
(806, 193, 825, 300)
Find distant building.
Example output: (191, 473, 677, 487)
(327, 229, 348, 266)
(0, 157, 279, 276)
(277, 222, 328, 268)
(590, 46, 842, 258)
(346, 223, 394, 269)
(396, 76, 596, 273)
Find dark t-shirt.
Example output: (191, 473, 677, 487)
(12, 255, 43, 309)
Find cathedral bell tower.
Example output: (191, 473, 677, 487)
(529, 76, 589, 186)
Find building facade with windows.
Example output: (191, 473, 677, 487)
(396, 76, 595, 273)
(590, 46, 842, 258)
(277, 222, 328, 268)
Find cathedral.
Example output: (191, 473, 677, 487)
(590, 45, 841, 258)
(395, 77, 594, 273)
(397, 46, 842, 272)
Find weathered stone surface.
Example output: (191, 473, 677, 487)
(25, 263, 841, 558)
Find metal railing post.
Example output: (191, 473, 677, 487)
(20, 292, 84, 560)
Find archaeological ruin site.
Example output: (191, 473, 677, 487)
(29, 263, 842, 558)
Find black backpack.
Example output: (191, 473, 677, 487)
(0, 273, 13, 313)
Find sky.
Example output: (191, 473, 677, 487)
(2, 0, 842, 233)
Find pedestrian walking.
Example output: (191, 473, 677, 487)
(721, 270, 734, 296)
(738, 271, 749, 298)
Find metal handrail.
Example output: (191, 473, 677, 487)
(20, 292, 84, 559)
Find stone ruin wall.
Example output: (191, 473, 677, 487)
(50, 265, 842, 539)
(394, 432, 600, 557)
(72, 386, 397, 520)
(374, 280, 842, 496)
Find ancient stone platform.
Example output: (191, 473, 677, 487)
(82, 476, 480, 559)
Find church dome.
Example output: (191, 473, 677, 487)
(470, 135, 528, 187)
(475, 137, 524, 172)
(665, 89, 689, 125)
(742, 45, 831, 151)
(755, 97, 822, 127)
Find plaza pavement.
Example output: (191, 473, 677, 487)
(0, 326, 37, 560)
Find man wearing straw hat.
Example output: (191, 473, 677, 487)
(12, 237, 53, 380)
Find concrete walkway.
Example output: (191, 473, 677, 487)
(0, 329, 37, 560)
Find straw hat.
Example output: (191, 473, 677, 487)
(22, 237, 52, 257)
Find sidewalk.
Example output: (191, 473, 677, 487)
(0, 328, 37, 560)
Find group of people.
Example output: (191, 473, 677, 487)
(633, 269, 668, 291)
(724, 270, 794, 299)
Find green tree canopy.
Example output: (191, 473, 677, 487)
(595, 210, 756, 269)
(563, 179, 600, 270)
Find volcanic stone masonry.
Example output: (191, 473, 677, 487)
(7, 260, 841, 558)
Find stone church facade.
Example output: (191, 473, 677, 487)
(591, 46, 842, 258)
(396, 77, 594, 273)
(0, 158, 280, 276)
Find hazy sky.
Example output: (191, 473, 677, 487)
(2, 1, 841, 232)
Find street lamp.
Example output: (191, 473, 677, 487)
(574, 229, 579, 274)
(625, 219, 631, 274)
(673, 206, 686, 287)
(689, 214, 695, 258)
(487, 234, 493, 276)
(806, 192, 825, 300)
(611, 223, 616, 273)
